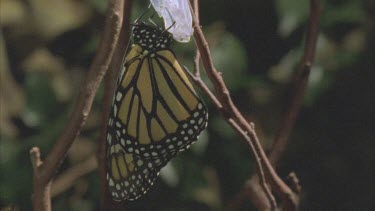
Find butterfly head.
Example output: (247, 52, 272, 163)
(132, 22, 173, 52)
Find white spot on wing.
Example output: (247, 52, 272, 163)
(116, 92, 123, 101)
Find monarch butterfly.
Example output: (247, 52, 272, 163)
(105, 20, 208, 201)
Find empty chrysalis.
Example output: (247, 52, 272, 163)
(150, 0, 193, 42)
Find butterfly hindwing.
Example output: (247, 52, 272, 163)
(106, 128, 161, 201)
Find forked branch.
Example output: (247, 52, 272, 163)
(30, 0, 125, 210)
(226, 0, 321, 210)
(189, 0, 279, 209)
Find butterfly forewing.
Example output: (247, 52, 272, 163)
(106, 22, 208, 201)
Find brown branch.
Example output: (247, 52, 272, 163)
(97, 0, 134, 210)
(30, 147, 51, 211)
(227, 119, 278, 210)
(188, 68, 277, 210)
(193, 50, 201, 77)
(30, 0, 124, 210)
(189, 1, 278, 210)
(30, 147, 42, 171)
(226, 0, 321, 210)
(269, 0, 321, 166)
(186, 66, 277, 210)
(192, 0, 201, 78)
(193, 0, 200, 20)
(186, 70, 222, 109)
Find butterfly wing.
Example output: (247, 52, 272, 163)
(106, 44, 208, 201)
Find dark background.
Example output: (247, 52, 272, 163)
(1, 0, 374, 210)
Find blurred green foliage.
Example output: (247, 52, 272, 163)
(1, 0, 374, 210)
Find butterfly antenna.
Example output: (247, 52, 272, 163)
(161, 9, 176, 34)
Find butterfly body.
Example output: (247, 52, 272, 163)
(106, 22, 208, 201)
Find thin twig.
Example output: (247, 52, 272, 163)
(228, 119, 278, 210)
(192, 0, 201, 78)
(30, 147, 51, 211)
(193, 0, 200, 20)
(30, 0, 124, 210)
(268, 0, 321, 166)
(187, 71, 279, 209)
(189, 1, 278, 210)
(226, 0, 321, 210)
(186, 70, 222, 109)
(97, 0, 134, 210)
(30, 147, 42, 171)
(193, 50, 201, 77)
